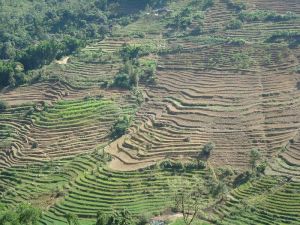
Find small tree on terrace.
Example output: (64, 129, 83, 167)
(196, 142, 214, 166)
(249, 148, 261, 171)
(65, 213, 80, 225)
(95, 211, 107, 225)
(169, 176, 204, 225)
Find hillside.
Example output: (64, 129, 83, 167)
(0, 0, 300, 224)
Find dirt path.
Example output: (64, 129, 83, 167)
(151, 213, 183, 222)
(56, 56, 70, 65)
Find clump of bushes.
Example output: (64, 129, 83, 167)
(223, 0, 247, 12)
(0, 100, 8, 112)
(112, 59, 157, 89)
(239, 10, 297, 22)
(226, 37, 246, 46)
(226, 19, 242, 30)
(110, 115, 132, 138)
(266, 31, 300, 48)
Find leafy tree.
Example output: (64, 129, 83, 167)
(197, 142, 214, 162)
(112, 74, 131, 89)
(0, 100, 8, 112)
(111, 115, 132, 138)
(249, 148, 261, 171)
(0, 204, 42, 225)
(65, 213, 80, 225)
(107, 209, 135, 225)
(169, 176, 204, 225)
(226, 19, 242, 30)
(0, 210, 20, 225)
(17, 204, 42, 225)
(95, 211, 107, 225)
(119, 44, 142, 61)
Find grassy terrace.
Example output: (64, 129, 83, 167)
(0, 0, 300, 224)
(42, 165, 208, 224)
(212, 176, 300, 224)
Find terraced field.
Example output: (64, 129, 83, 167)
(0, 0, 300, 224)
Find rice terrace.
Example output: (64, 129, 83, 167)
(0, 0, 300, 224)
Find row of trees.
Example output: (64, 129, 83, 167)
(0, 37, 84, 87)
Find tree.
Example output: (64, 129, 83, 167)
(106, 209, 135, 225)
(0, 100, 8, 112)
(249, 148, 261, 171)
(110, 115, 132, 138)
(16, 203, 42, 225)
(95, 211, 107, 225)
(169, 176, 204, 225)
(65, 213, 80, 225)
(197, 142, 214, 164)
(0, 210, 20, 225)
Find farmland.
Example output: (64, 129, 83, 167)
(0, 0, 300, 224)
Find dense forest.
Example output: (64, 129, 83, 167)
(0, 0, 167, 87)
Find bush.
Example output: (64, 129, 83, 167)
(201, 142, 214, 157)
(159, 159, 183, 170)
(112, 73, 132, 89)
(224, 0, 247, 12)
(0, 100, 8, 112)
(110, 115, 132, 138)
(233, 171, 251, 187)
(226, 19, 242, 30)
(266, 31, 300, 48)
(226, 37, 246, 46)
(239, 10, 297, 22)
(202, 0, 214, 10)
(190, 24, 204, 35)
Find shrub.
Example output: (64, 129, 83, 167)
(233, 171, 251, 187)
(224, 0, 247, 12)
(239, 10, 297, 22)
(256, 161, 267, 174)
(112, 73, 132, 89)
(110, 115, 132, 138)
(201, 142, 214, 157)
(202, 0, 214, 10)
(226, 19, 242, 30)
(159, 159, 183, 170)
(226, 37, 246, 46)
(266, 31, 300, 48)
(190, 24, 204, 35)
(32, 142, 38, 149)
(0, 100, 8, 112)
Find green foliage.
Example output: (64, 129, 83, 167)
(18, 38, 84, 71)
(232, 52, 253, 69)
(226, 37, 246, 46)
(110, 115, 132, 138)
(200, 142, 214, 159)
(233, 171, 251, 187)
(106, 209, 135, 225)
(226, 19, 242, 30)
(0, 100, 8, 112)
(190, 24, 204, 35)
(223, 0, 247, 12)
(210, 181, 228, 198)
(119, 44, 143, 61)
(0, 203, 42, 225)
(112, 73, 132, 89)
(249, 148, 261, 170)
(190, 0, 214, 11)
(266, 31, 300, 48)
(65, 213, 80, 225)
(239, 10, 297, 22)
(95, 211, 107, 225)
(0, 61, 25, 87)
